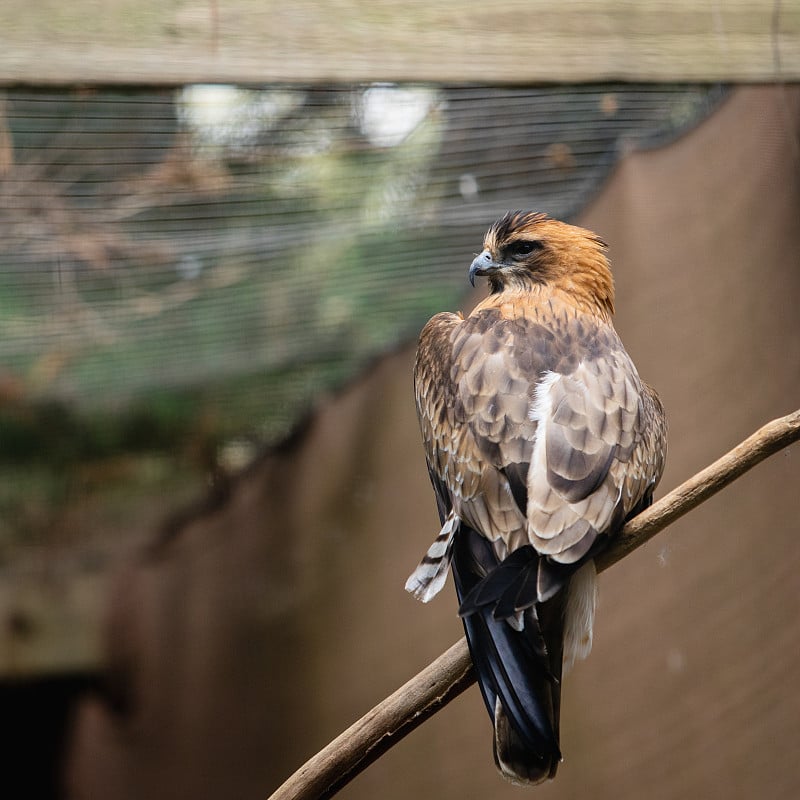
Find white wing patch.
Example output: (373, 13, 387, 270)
(528, 369, 562, 426)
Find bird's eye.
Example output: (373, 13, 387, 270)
(507, 240, 541, 259)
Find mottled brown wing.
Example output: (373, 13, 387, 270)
(415, 308, 530, 547)
(444, 309, 543, 548)
(525, 342, 665, 565)
(414, 311, 468, 502)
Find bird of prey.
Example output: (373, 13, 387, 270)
(406, 211, 667, 784)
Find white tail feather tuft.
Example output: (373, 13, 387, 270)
(563, 560, 597, 672)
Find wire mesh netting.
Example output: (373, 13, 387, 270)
(0, 83, 725, 552)
(0, 84, 724, 548)
(1, 84, 723, 442)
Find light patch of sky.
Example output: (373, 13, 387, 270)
(176, 84, 306, 149)
(356, 84, 439, 148)
(177, 83, 439, 153)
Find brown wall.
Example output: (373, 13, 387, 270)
(66, 86, 800, 800)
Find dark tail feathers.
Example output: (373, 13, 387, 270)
(452, 526, 569, 785)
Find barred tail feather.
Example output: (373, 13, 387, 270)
(405, 512, 459, 602)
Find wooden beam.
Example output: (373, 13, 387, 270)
(0, 0, 798, 86)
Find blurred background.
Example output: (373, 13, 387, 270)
(1, 3, 799, 799)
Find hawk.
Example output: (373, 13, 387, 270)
(406, 211, 667, 784)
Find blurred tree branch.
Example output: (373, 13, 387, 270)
(268, 408, 800, 800)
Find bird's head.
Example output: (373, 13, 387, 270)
(469, 211, 615, 318)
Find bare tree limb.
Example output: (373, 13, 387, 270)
(268, 408, 800, 800)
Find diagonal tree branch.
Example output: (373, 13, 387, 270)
(269, 408, 800, 800)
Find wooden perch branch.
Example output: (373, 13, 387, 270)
(269, 409, 800, 800)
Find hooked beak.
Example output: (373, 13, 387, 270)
(469, 249, 499, 286)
